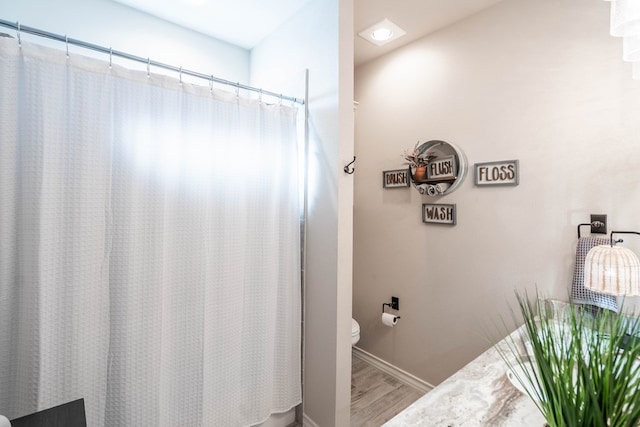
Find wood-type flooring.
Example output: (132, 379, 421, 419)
(350, 356, 425, 427)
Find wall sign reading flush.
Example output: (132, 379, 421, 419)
(422, 203, 456, 225)
(427, 155, 457, 180)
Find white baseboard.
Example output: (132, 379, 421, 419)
(302, 413, 320, 427)
(352, 346, 435, 394)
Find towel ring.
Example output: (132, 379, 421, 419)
(577, 221, 605, 239)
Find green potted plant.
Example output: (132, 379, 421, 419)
(499, 293, 640, 427)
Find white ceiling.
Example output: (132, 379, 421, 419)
(112, 0, 314, 49)
(354, 0, 506, 66)
(113, 0, 506, 67)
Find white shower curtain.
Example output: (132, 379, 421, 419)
(0, 37, 301, 427)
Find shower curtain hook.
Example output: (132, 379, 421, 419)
(235, 82, 240, 98)
(65, 35, 69, 59)
(259, 89, 263, 103)
(109, 47, 113, 69)
(146, 58, 150, 78)
(179, 66, 183, 86)
(209, 75, 214, 93)
(16, 22, 21, 47)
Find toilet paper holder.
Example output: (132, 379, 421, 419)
(382, 297, 400, 318)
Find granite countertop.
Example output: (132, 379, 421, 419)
(383, 327, 547, 427)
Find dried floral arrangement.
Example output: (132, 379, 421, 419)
(402, 141, 435, 168)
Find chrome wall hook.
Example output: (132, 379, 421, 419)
(343, 156, 356, 174)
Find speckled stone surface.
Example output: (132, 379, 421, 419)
(383, 328, 547, 427)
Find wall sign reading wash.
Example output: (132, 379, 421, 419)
(474, 160, 519, 186)
(422, 203, 456, 225)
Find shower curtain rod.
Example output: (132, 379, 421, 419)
(0, 19, 304, 105)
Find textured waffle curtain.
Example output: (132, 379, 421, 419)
(0, 37, 301, 426)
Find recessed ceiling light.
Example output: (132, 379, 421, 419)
(358, 18, 406, 46)
(371, 28, 393, 41)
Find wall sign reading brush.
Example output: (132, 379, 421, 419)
(382, 168, 411, 188)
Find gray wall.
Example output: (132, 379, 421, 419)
(252, 1, 355, 425)
(354, 0, 640, 386)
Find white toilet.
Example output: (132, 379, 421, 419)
(351, 318, 360, 346)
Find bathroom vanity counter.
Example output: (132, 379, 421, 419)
(383, 327, 546, 427)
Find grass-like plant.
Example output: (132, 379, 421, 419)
(499, 292, 640, 427)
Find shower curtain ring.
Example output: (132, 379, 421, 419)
(179, 66, 183, 85)
(209, 75, 214, 92)
(146, 58, 150, 78)
(65, 35, 69, 58)
(109, 47, 113, 69)
(259, 89, 263, 103)
(16, 22, 21, 47)
(235, 82, 240, 98)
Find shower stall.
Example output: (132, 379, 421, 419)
(0, 20, 307, 427)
